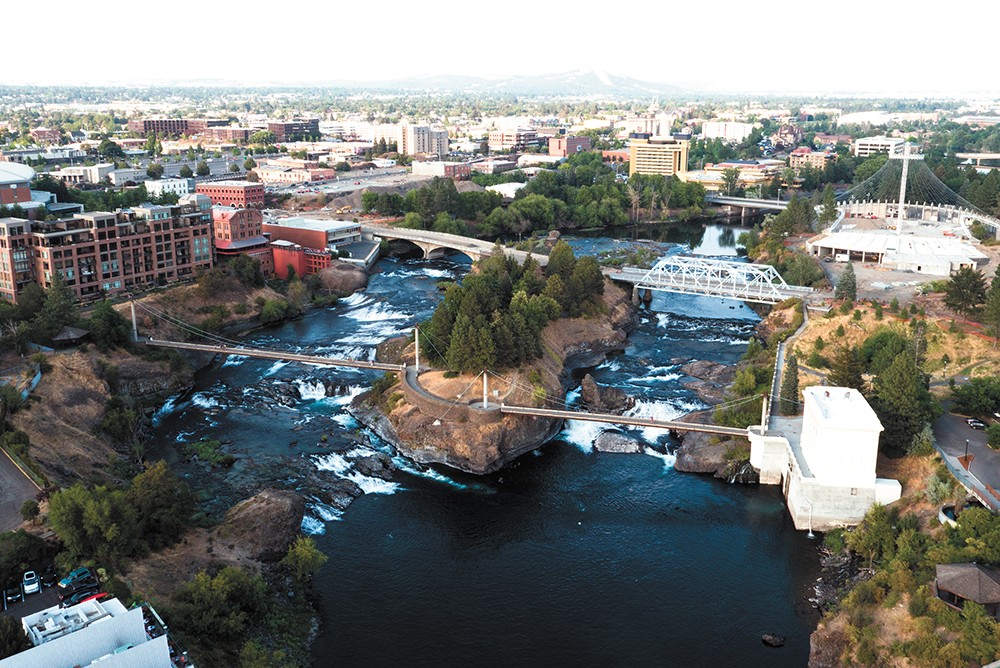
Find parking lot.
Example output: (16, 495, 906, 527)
(2, 580, 60, 617)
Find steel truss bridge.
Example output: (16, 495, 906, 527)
(607, 256, 813, 305)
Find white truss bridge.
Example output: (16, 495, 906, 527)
(607, 256, 813, 305)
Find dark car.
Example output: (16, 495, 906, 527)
(4, 582, 22, 604)
(60, 588, 104, 609)
(59, 578, 99, 601)
(40, 567, 57, 588)
(967, 418, 987, 430)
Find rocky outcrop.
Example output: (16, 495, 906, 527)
(680, 360, 735, 405)
(317, 260, 369, 296)
(216, 489, 305, 562)
(354, 281, 635, 474)
(376, 336, 411, 366)
(580, 374, 635, 414)
(594, 431, 642, 453)
(673, 431, 729, 474)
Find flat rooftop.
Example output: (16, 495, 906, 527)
(803, 386, 883, 432)
(264, 217, 359, 233)
(812, 230, 988, 264)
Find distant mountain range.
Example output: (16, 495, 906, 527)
(314, 70, 690, 97)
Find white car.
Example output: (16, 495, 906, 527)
(22, 571, 39, 595)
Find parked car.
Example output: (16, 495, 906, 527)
(40, 567, 57, 588)
(22, 571, 39, 595)
(58, 567, 93, 590)
(60, 588, 104, 608)
(967, 418, 987, 430)
(59, 578, 98, 601)
(5, 582, 22, 604)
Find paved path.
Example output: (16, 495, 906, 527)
(0, 446, 41, 532)
(933, 412, 1000, 511)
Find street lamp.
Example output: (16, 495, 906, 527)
(965, 439, 970, 469)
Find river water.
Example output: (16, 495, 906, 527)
(148, 221, 821, 666)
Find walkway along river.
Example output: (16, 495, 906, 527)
(147, 222, 823, 666)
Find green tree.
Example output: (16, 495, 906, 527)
(872, 352, 933, 454)
(281, 536, 327, 582)
(982, 266, 1000, 347)
(88, 301, 132, 351)
(171, 567, 266, 641)
(545, 239, 576, 281)
(833, 262, 858, 302)
(828, 345, 866, 392)
(19, 499, 39, 524)
(0, 616, 31, 659)
(97, 138, 125, 161)
(720, 167, 741, 196)
(944, 267, 987, 317)
(779, 354, 799, 415)
(229, 163, 240, 173)
(127, 461, 193, 550)
(249, 130, 276, 145)
(196, 160, 211, 177)
(819, 184, 837, 226)
(178, 164, 194, 179)
(845, 504, 898, 569)
(243, 156, 256, 171)
(146, 163, 164, 179)
(35, 273, 78, 342)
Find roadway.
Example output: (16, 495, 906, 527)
(933, 412, 1000, 510)
(144, 339, 405, 373)
(0, 447, 41, 533)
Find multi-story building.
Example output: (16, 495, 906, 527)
(549, 136, 592, 157)
(701, 121, 757, 143)
(263, 217, 362, 252)
(45, 163, 114, 185)
(206, 126, 254, 143)
(264, 118, 321, 143)
(402, 124, 449, 156)
(0, 198, 214, 304)
(270, 240, 333, 280)
(195, 180, 265, 208)
(145, 178, 195, 198)
(127, 118, 228, 136)
(488, 128, 538, 152)
(854, 135, 905, 158)
(411, 161, 471, 180)
(788, 147, 835, 172)
(0, 162, 34, 208)
(212, 205, 273, 275)
(254, 166, 337, 185)
(29, 127, 62, 144)
(628, 134, 690, 177)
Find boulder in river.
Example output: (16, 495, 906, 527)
(580, 374, 635, 414)
(594, 431, 642, 453)
(762, 633, 785, 648)
(351, 452, 396, 480)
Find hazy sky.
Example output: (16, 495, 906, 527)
(5, 0, 996, 97)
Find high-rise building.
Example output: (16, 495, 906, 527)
(853, 136, 905, 158)
(402, 124, 449, 156)
(212, 205, 273, 275)
(628, 134, 690, 177)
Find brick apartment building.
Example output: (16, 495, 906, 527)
(0, 198, 214, 304)
(270, 241, 333, 280)
(0, 162, 34, 208)
(127, 118, 228, 136)
(548, 136, 592, 157)
(265, 118, 321, 143)
(206, 127, 254, 143)
(789, 147, 835, 172)
(195, 180, 265, 208)
(488, 129, 538, 152)
(212, 206, 274, 275)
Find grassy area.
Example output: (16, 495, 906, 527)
(183, 439, 236, 468)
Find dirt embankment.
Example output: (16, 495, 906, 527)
(12, 349, 190, 486)
(354, 281, 635, 474)
(125, 489, 304, 604)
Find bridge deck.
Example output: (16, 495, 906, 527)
(145, 339, 405, 372)
(499, 404, 748, 436)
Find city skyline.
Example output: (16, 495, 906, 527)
(5, 0, 997, 98)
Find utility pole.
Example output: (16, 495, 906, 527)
(414, 326, 419, 371)
(483, 371, 488, 408)
(760, 394, 769, 430)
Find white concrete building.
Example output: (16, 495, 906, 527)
(749, 386, 901, 532)
(702, 121, 758, 143)
(6, 599, 173, 668)
(144, 178, 194, 198)
(854, 135, 905, 158)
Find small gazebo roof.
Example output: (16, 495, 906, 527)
(936, 563, 1000, 604)
(51, 326, 89, 343)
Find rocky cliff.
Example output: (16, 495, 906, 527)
(353, 280, 635, 474)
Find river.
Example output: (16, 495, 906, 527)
(148, 220, 821, 667)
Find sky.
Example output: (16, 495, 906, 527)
(4, 0, 998, 97)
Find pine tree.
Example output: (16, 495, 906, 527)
(779, 354, 799, 415)
(983, 266, 1000, 348)
(944, 266, 986, 317)
(872, 352, 931, 454)
(828, 345, 865, 393)
(834, 262, 857, 302)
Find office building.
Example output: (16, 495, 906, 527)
(488, 129, 537, 152)
(549, 136, 592, 157)
(195, 180, 265, 208)
(411, 161, 471, 180)
(145, 178, 195, 198)
(854, 136, 906, 158)
(212, 206, 273, 275)
(628, 134, 689, 177)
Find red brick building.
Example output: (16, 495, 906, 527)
(265, 118, 320, 143)
(127, 118, 228, 136)
(30, 127, 62, 144)
(212, 206, 273, 275)
(270, 241, 332, 280)
(549, 136, 592, 157)
(195, 181, 265, 208)
(0, 162, 34, 207)
(0, 200, 214, 304)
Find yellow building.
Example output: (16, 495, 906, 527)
(628, 134, 689, 177)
